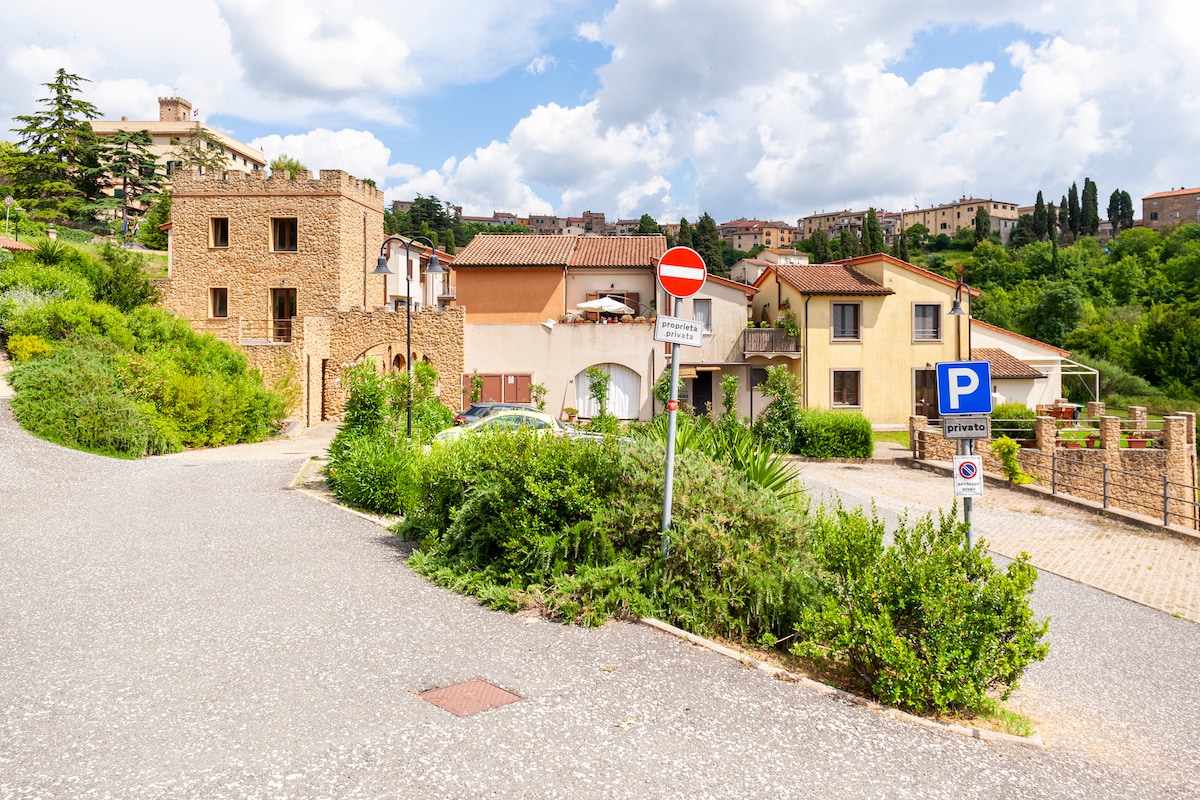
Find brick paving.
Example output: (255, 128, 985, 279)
(800, 447, 1200, 622)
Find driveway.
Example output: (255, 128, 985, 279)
(1, 402, 1197, 799)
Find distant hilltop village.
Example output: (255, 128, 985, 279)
(397, 186, 1198, 251)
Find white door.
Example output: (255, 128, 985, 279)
(575, 363, 641, 419)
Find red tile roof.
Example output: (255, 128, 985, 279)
(570, 235, 666, 267)
(769, 264, 893, 295)
(1143, 187, 1200, 199)
(453, 234, 577, 267)
(0, 236, 33, 252)
(973, 348, 1045, 379)
(453, 234, 666, 269)
(705, 273, 758, 297)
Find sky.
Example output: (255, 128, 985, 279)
(3, 0, 1200, 227)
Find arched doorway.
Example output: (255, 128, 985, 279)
(575, 363, 641, 419)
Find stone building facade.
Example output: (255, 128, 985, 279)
(157, 168, 464, 427)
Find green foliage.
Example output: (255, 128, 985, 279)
(6, 333, 53, 362)
(325, 430, 420, 515)
(530, 382, 547, 411)
(990, 402, 1036, 437)
(792, 506, 1049, 714)
(8, 342, 179, 458)
(584, 364, 612, 419)
(469, 371, 483, 403)
(718, 372, 740, 432)
(793, 408, 874, 458)
(0, 259, 92, 301)
(5, 296, 133, 349)
(752, 365, 802, 453)
(138, 192, 170, 251)
(93, 243, 159, 312)
(269, 153, 307, 179)
(990, 436, 1034, 484)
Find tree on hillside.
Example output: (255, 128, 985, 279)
(675, 218, 694, 249)
(93, 129, 163, 235)
(1046, 201, 1058, 243)
(138, 192, 171, 250)
(809, 227, 831, 262)
(636, 213, 662, 234)
(1059, 194, 1070, 241)
(1009, 214, 1037, 248)
(170, 124, 230, 174)
(861, 208, 885, 254)
(905, 223, 929, 251)
(1119, 190, 1135, 231)
(693, 213, 725, 276)
(1082, 178, 1100, 236)
(893, 227, 909, 262)
(838, 227, 860, 259)
(269, 153, 306, 179)
(1067, 183, 1081, 239)
(1107, 189, 1123, 237)
(1033, 191, 1047, 241)
(1023, 281, 1085, 348)
(9, 68, 103, 219)
(974, 205, 991, 245)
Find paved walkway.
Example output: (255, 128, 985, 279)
(2, 404, 1198, 798)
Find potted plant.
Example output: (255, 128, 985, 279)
(1126, 431, 1151, 448)
(634, 316, 646, 324)
(620, 314, 633, 323)
(557, 313, 569, 323)
(562, 407, 578, 423)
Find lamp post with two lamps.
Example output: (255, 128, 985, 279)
(372, 235, 444, 439)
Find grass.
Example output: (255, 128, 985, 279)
(874, 430, 910, 448)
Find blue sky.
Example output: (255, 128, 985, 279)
(3, 1, 1200, 226)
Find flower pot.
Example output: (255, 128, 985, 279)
(1126, 437, 1149, 449)
(1063, 440, 1081, 449)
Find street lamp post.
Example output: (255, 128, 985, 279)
(949, 279, 972, 360)
(373, 235, 445, 439)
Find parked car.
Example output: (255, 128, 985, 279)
(453, 402, 530, 425)
(435, 408, 570, 442)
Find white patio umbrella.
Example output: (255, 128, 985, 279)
(576, 297, 634, 315)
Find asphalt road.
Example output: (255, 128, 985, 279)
(1, 403, 1197, 799)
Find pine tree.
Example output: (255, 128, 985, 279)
(1067, 183, 1081, 238)
(863, 208, 885, 254)
(974, 205, 991, 244)
(676, 218, 694, 249)
(94, 129, 164, 235)
(809, 227, 831, 262)
(693, 213, 726, 276)
(170, 124, 231, 174)
(1082, 177, 1099, 235)
(1033, 191, 1047, 241)
(9, 68, 102, 217)
(1119, 191, 1135, 231)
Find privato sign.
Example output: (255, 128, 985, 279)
(657, 246, 707, 298)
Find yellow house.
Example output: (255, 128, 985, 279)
(749, 253, 1056, 427)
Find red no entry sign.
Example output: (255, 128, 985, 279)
(657, 246, 706, 298)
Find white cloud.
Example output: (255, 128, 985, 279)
(526, 55, 557, 76)
(251, 128, 396, 183)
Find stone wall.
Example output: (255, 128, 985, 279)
(912, 407, 1199, 529)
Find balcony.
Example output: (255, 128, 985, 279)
(743, 327, 799, 354)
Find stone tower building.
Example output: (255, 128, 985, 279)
(158, 168, 464, 427)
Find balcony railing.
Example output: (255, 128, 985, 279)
(743, 327, 799, 353)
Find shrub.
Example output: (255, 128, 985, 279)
(8, 342, 179, 457)
(752, 365, 802, 452)
(793, 408, 873, 458)
(6, 333, 53, 363)
(990, 436, 1034, 484)
(0, 260, 93, 302)
(991, 402, 1036, 438)
(791, 505, 1049, 715)
(325, 429, 420, 514)
(5, 297, 133, 350)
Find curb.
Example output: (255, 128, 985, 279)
(637, 617, 1044, 749)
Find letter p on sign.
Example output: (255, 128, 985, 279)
(936, 360, 993, 416)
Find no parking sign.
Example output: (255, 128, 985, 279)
(954, 455, 984, 497)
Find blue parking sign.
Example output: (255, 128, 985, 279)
(936, 361, 993, 415)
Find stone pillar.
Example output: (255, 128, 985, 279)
(1031, 416, 1057, 481)
(1100, 415, 1122, 456)
(1128, 405, 1148, 431)
(910, 415, 927, 459)
(1086, 401, 1105, 419)
(1161, 416, 1195, 528)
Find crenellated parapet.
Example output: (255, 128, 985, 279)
(171, 167, 383, 206)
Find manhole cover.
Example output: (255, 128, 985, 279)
(419, 679, 522, 717)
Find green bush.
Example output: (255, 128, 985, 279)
(752, 365, 802, 452)
(792, 505, 1049, 715)
(325, 429, 420, 514)
(6, 333, 53, 362)
(991, 402, 1036, 437)
(0, 260, 93, 302)
(793, 408, 873, 458)
(5, 297, 133, 349)
(8, 342, 179, 458)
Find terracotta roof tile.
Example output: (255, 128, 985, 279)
(973, 348, 1045, 379)
(0, 236, 34, 252)
(1143, 187, 1200, 200)
(773, 264, 893, 295)
(569, 235, 666, 267)
(453, 234, 576, 267)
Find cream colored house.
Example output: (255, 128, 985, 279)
(455, 235, 761, 420)
(750, 253, 1065, 426)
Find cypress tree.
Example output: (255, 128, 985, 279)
(1067, 183, 1081, 238)
(1033, 191, 1047, 241)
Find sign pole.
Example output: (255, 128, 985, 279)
(960, 438, 974, 550)
(661, 294, 683, 557)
